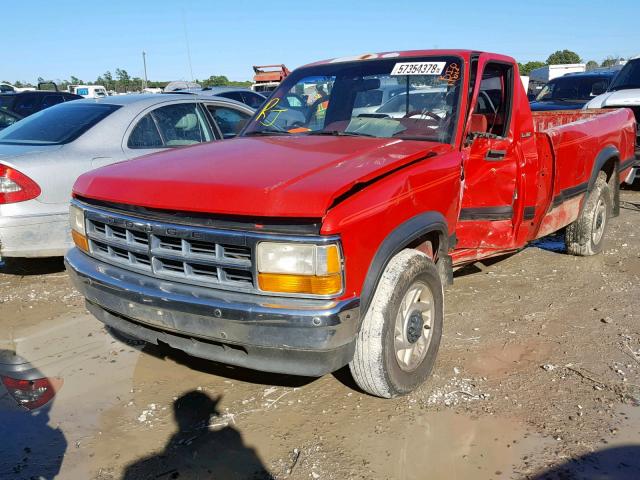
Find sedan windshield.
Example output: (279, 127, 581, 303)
(242, 56, 463, 143)
(608, 59, 640, 91)
(0, 102, 120, 145)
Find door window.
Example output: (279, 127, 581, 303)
(0, 110, 18, 129)
(127, 114, 163, 148)
(474, 63, 513, 137)
(153, 103, 212, 146)
(241, 92, 266, 108)
(41, 95, 65, 109)
(127, 103, 213, 148)
(13, 94, 39, 116)
(206, 105, 250, 138)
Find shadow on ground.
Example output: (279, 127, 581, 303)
(0, 257, 65, 276)
(532, 446, 640, 479)
(140, 341, 319, 390)
(122, 391, 273, 480)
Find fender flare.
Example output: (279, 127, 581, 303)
(586, 145, 620, 216)
(359, 211, 449, 317)
(588, 145, 619, 190)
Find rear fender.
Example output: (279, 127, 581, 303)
(586, 145, 619, 216)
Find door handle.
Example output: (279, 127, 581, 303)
(485, 149, 506, 161)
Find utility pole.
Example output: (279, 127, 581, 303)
(142, 51, 148, 90)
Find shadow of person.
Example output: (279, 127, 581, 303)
(123, 391, 273, 480)
(0, 349, 67, 479)
(532, 446, 640, 479)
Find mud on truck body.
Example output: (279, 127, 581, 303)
(65, 50, 637, 398)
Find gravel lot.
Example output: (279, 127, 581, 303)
(1, 188, 639, 480)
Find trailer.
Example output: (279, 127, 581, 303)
(251, 64, 290, 93)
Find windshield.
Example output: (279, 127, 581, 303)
(242, 56, 463, 143)
(0, 102, 120, 145)
(536, 75, 612, 102)
(0, 96, 14, 109)
(608, 59, 640, 91)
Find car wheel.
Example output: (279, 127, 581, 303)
(349, 249, 443, 398)
(565, 171, 612, 256)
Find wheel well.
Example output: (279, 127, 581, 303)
(601, 156, 617, 183)
(600, 156, 620, 216)
(406, 231, 441, 261)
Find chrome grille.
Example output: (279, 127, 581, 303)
(85, 213, 255, 291)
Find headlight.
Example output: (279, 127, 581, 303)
(256, 242, 343, 296)
(69, 204, 89, 252)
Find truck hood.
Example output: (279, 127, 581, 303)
(585, 89, 640, 109)
(74, 136, 450, 218)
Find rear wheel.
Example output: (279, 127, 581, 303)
(565, 172, 612, 256)
(349, 249, 443, 398)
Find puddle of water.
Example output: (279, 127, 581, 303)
(353, 410, 549, 479)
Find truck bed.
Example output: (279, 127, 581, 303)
(532, 108, 637, 238)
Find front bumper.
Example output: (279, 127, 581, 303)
(65, 248, 360, 376)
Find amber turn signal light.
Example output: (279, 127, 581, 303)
(72, 230, 89, 252)
(258, 273, 342, 296)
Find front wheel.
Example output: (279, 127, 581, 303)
(349, 249, 443, 398)
(565, 171, 612, 256)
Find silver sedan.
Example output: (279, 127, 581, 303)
(0, 94, 254, 258)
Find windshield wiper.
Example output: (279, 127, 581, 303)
(243, 129, 290, 136)
(308, 130, 378, 138)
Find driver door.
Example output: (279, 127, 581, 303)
(455, 59, 519, 250)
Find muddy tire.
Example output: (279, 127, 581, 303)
(565, 172, 612, 256)
(349, 249, 443, 398)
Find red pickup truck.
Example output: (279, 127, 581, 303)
(65, 50, 637, 398)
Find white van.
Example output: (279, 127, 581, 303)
(70, 85, 108, 98)
(585, 55, 640, 184)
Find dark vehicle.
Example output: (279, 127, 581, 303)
(529, 71, 616, 111)
(169, 87, 267, 109)
(0, 91, 82, 118)
(0, 109, 21, 130)
(203, 88, 267, 108)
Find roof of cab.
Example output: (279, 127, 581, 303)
(301, 49, 486, 69)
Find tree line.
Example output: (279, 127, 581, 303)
(518, 49, 629, 76)
(4, 70, 251, 92)
(4, 51, 632, 90)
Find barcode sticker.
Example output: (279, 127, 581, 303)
(390, 62, 446, 76)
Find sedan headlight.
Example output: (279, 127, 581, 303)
(256, 242, 343, 296)
(69, 204, 89, 252)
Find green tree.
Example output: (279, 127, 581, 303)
(103, 71, 114, 91)
(546, 50, 582, 65)
(585, 60, 599, 71)
(518, 61, 546, 76)
(70, 75, 83, 85)
(115, 68, 131, 92)
(601, 56, 623, 68)
(201, 75, 230, 87)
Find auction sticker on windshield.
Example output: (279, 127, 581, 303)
(390, 62, 446, 76)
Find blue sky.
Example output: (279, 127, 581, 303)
(6, 0, 639, 84)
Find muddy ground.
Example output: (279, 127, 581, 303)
(1, 189, 639, 480)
